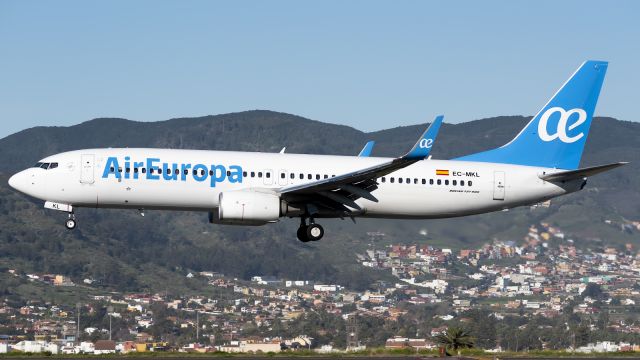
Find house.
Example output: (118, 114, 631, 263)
(94, 340, 116, 354)
(385, 337, 436, 350)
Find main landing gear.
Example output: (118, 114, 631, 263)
(65, 213, 77, 230)
(297, 217, 324, 242)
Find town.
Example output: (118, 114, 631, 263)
(2, 217, 640, 355)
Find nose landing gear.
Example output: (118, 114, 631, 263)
(65, 213, 77, 230)
(297, 217, 324, 242)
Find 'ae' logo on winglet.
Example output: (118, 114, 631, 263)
(538, 107, 587, 144)
(419, 138, 433, 149)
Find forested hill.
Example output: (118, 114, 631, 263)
(0, 110, 638, 293)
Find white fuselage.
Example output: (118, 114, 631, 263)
(8, 148, 583, 219)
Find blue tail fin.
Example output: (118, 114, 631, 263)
(456, 60, 608, 169)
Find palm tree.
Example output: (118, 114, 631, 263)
(433, 327, 475, 356)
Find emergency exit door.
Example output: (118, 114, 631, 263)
(80, 154, 95, 184)
(493, 171, 505, 200)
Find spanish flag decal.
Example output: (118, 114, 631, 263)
(436, 169, 449, 176)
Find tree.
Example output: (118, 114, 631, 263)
(434, 327, 475, 356)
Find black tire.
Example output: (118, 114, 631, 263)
(297, 226, 309, 242)
(65, 219, 77, 230)
(306, 223, 324, 241)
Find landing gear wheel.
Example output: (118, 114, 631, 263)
(306, 223, 324, 241)
(297, 225, 309, 242)
(65, 218, 77, 230)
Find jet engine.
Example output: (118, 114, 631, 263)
(214, 191, 281, 225)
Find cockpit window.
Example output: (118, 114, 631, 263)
(33, 162, 58, 169)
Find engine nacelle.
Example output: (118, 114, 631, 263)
(218, 191, 281, 224)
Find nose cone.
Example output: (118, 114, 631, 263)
(9, 172, 19, 189)
(8, 171, 27, 194)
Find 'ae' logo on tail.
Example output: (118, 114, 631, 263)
(537, 107, 587, 143)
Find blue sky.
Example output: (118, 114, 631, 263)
(0, 1, 638, 138)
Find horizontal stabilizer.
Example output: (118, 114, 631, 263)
(539, 162, 628, 182)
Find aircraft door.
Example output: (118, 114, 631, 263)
(278, 169, 288, 186)
(493, 171, 505, 200)
(263, 169, 273, 185)
(80, 154, 95, 184)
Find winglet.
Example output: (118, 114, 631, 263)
(403, 115, 444, 160)
(357, 141, 375, 157)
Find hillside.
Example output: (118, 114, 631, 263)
(0, 110, 638, 293)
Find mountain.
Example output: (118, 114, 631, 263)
(0, 110, 638, 293)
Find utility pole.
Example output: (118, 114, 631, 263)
(76, 303, 81, 345)
(196, 310, 199, 344)
(107, 305, 114, 341)
(346, 316, 358, 350)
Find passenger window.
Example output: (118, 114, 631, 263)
(258, 172, 263, 178)
(266, 172, 271, 178)
(299, 173, 304, 179)
(398, 178, 403, 184)
(243, 171, 248, 177)
(437, 179, 441, 185)
(414, 178, 418, 184)
(453, 180, 457, 186)
(251, 172, 255, 177)
(390, 177, 395, 183)
(49, 163, 58, 169)
(200, 170, 205, 176)
(421, 179, 426, 185)
(281, 173, 285, 179)
(468, 181, 473, 186)
(118, 167, 123, 173)
(430, 179, 434, 185)
(110, 167, 115, 172)
(316, 174, 320, 180)
(460, 180, 465, 186)
(149, 169, 154, 174)
(134, 168, 139, 173)
(142, 168, 146, 174)
(227, 170, 231, 176)
(290, 173, 295, 179)
(182, 169, 187, 175)
(158, 168, 163, 174)
(332, 175, 336, 177)
(324, 175, 328, 179)
(126, 168, 131, 173)
(381, 177, 386, 183)
(209, 170, 213, 176)
(445, 180, 449, 185)
(308, 174, 312, 180)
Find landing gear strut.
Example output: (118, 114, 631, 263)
(65, 213, 77, 230)
(297, 217, 324, 242)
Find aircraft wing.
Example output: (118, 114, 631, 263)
(538, 162, 628, 182)
(278, 115, 443, 213)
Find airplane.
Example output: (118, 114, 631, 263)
(8, 60, 626, 242)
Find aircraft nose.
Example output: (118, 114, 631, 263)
(8, 171, 26, 193)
